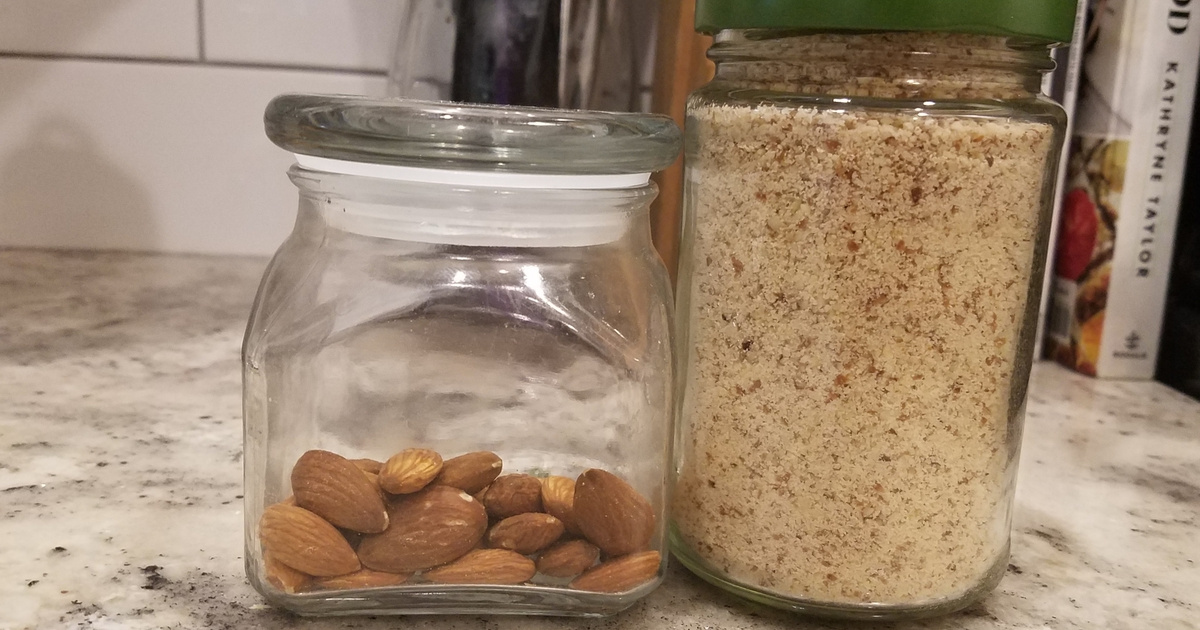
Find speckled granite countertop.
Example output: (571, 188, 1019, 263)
(1, 250, 1197, 630)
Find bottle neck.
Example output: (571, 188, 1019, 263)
(708, 30, 1054, 101)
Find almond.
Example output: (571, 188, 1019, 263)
(380, 448, 443, 494)
(482, 474, 542, 518)
(569, 550, 661, 593)
(259, 503, 361, 577)
(573, 469, 654, 555)
(435, 451, 503, 494)
(351, 458, 383, 474)
(540, 475, 580, 535)
(358, 485, 487, 573)
(424, 549, 535, 585)
(310, 569, 409, 590)
(291, 450, 389, 534)
(536, 539, 600, 578)
(263, 552, 311, 593)
(486, 512, 564, 554)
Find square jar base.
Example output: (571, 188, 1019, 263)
(253, 579, 663, 618)
(669, 528, 1008, 621)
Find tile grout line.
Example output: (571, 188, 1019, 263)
(196, 0, 207, 62)
(0, 51, 387, 77)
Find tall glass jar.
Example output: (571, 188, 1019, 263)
(244, 95, 679, 616)
(672, 1, 1075, 620)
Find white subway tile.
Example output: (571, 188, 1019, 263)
(0, 58, 388, 255)
(202, 0, 403, 71)
(0, 0, 199, 60)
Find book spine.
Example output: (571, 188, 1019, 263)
(1100, 0, 1200, 377)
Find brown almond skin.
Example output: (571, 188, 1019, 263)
(540, 475, 580, 535)
(483, 474, 543, 519)
(424, 549, 536, 585)
(486, 512, 564, 555)
(310, 569, 409, 590)
(263, 552, 312, 593)
(259, 503, 361, 577)
(380, 448, 443, 494)
(291, 450, 389, 534)
(536, 539, 600, 578)
(358, 485, 487, 573)
(569, 550, 661, 593)
(435, 451, 503, 494)
(350, 458, 384, 474)
(573, 469, 655, 556)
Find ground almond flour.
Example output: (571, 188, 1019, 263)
(674, 93, 1056, 604)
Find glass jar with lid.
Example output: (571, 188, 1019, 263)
(243, 95, 679, 616)
(671, 0, 1076, 620)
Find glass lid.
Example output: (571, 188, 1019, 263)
(264, 94, 682, 177)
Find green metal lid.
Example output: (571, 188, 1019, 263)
(695, 0, 1078, 43)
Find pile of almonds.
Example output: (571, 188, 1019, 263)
(258, 448, 661, 595)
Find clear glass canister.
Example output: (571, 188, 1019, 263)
(243, 95, 680, 616)
(672, 1, 1075, 621)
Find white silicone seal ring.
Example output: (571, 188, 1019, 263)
(294, 154, 651, 190)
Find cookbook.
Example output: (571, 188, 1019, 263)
(1045, 0, 1200, 378)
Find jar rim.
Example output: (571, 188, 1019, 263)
(265, 94, 682, 178)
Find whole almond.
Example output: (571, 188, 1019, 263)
(358, 485, 487, 573)
(540, 476, 580, 535)
(483, 474, 542, 518)
(573, 469, 654, 556)
(569, 550, 661, 593)
(263, 552, 311, 593)
(435, 451, 503, 494)
(310, 569, 409, 590)
(536, 539, 600, 578)
(351, 458, 383, 474)
(424, 549, 536, 585)
(259, 503, 361, 577)
(380, 448, 443, 494)
(486, 512, 564, 554)
(291, 450, 389, 534)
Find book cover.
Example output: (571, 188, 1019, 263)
(1045, 0, 1200, 378)
(1034, 0, 1091, 355)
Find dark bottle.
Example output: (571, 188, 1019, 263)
(450, 0, 560, 107)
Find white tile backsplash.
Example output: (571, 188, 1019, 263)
(202, 0, 404, 71)
(0, 0, 199, 60)
(0, 58, 388, 255)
